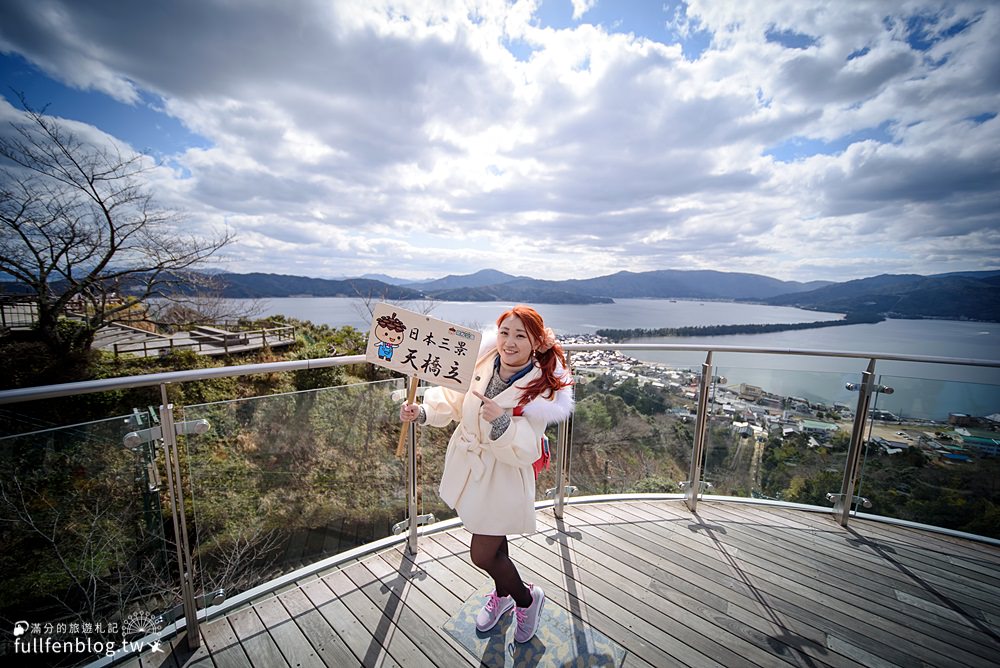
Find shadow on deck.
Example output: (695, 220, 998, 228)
(120, 499, 1000, 668)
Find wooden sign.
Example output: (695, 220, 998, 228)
(366, 303, 482, 392)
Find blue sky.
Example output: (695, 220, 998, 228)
(531, 0, 712, 59)
(0, 53, 209, 157)
(0, 0, 997, 282)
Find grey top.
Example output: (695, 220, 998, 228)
(418, 364, 517, 439)
(483, 368, 512, 440)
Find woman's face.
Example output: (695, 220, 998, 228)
(497, 315, 535, 368)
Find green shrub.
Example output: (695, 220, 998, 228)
(292, 343, 345, 391)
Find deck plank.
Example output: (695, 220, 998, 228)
(711, 502, 1000, 609)
(364, 550, 479, 667)
(198, 617, 249, 668)
(323, 566, 424, 668)
(277, 585, 359, 667)
(531, 510, 852, 668)
(692, 503, 1000, 634)
(390, 539, 476, 605)
(222, 607, 288, 668)
(441, 527, 724, 667)
(657, 501, 1000, 660)
(252, 596, 326, 668)
(514, 524, 798, 668)
(168, 500, 1000, 668)
(604, 500, 990, 666)
(137, 631, 184, 668)
(342, 555, 467, 668)
(596, 500, 1000, 667)
(561, 502, 947, 667)
(298, 577, 400, 668)
(539, 505, 860, 667)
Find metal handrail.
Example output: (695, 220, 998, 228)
(563, 343, 1000, 367)
(0, 355, 367, 404)
(2, 344, 997, 405)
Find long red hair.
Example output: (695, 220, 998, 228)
(496, 305, 573, 406)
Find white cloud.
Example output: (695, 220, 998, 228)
(571, 0, 599, 21)
(0, 0, 997, 282)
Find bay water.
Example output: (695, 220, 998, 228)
(241, 297, 999, 420)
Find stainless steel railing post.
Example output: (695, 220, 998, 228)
(554, 414, 573, 519)
(835, 359, 877, 527)
(685, 352, 714, 512)
(406, 419, 419, 555)
(157, 384, 200, 649)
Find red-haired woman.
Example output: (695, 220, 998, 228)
(400, 305, 574, 643)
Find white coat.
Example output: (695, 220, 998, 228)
(422, 341, 574, 536)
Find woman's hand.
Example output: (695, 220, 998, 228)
(400, 403, 421, 423)
(472, 391, 504, 422)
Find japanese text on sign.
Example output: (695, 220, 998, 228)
(366, 303, 482, 391)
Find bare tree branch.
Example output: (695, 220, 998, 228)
(0, 93, 234, 356)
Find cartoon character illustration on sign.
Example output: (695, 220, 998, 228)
(374, 312, 407, 361)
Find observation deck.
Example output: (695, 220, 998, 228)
(1, 341, 998, 667)
(116, 498, 1000, 668)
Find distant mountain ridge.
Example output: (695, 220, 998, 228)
(194, 273, 424, 300)
(3, 267, 996, 321)
(410, 269, 527, 291)
(762, 272, 1000, 321)
(498, 270, 828, 300)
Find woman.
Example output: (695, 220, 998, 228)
(400, 305, 574, 642)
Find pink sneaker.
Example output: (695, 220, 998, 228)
(475, 590, 515, 632)
(514, 584, 545, 643)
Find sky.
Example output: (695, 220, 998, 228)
(0, 0, 998, 283)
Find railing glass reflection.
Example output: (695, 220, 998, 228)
(703, 366, 860, 505)
(568, 365, 695, 495)
(0, 413, 182, 651)
(853, 373, 1000, 538)
(179, 378, 408, 604)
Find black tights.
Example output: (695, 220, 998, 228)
(470, 534, 532, 607)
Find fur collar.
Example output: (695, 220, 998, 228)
(520, 380, 574, 424)
(477, 327, 574, 425)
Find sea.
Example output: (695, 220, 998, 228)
(238, 297, 1000, 421)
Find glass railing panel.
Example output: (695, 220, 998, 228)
(702, 365, 860, 504)
(853, 371, 1000, 539)
(180, 377, 406, 605)
(533, 423, 561, 502)
(416, 394, 457, 525)
(567, 362, 698, 496)
(0, 413, 180, 662)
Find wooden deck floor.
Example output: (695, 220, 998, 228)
(125, 499, 1000, 668)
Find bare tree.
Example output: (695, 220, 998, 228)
(0, 472, 177, 625)
(0, 95, 233, 355)
(199, 525, 282, 594)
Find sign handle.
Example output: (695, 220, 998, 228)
(396, 376, 419, 458)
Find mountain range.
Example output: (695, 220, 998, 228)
(185, 268, 1000, 321)
(3, 268, 997, 321)
(762, 271, 1000, 320)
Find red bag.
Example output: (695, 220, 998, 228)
(533, 435, 551, 479)
(513, 406, 550, 479)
